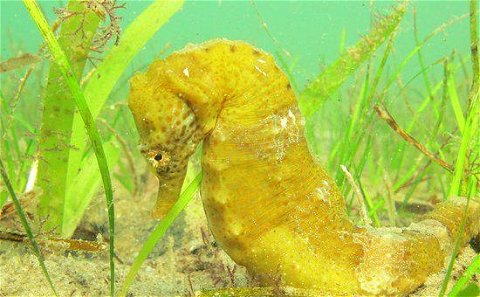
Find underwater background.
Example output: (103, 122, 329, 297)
(0, 0, 479, 296)
(1, 1, 474, 89)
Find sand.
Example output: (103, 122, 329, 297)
(0, 175, 478, 296)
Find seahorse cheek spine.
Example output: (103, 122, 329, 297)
(128, 39, 480, 296)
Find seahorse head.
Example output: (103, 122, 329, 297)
(128, 64, 202, 218)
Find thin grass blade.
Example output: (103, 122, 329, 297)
(22, 1, 116, 294)
(66, 0, 184, 190)
(447, 66, 466, 133)
(118, 172, 203, 297)
(439, 179, 476, 296)
(299, 2, 407, 117)
(36, 0, 101, 231)
(448, 254, 480, 296)
(448, 88, 478, 197)
(0, 158, 58, 296)
(62, 142, 120, 237)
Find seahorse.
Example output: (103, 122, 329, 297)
(128, 40, 480, 295)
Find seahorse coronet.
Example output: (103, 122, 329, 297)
(128, 39, 480, 295)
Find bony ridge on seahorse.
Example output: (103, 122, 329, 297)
(128, 39, 480, 295)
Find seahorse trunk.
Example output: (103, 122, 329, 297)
(128, 40, 480, 295)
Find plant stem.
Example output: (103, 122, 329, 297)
(0, 159, 58, 296)
(119, 172, 202, 297)
(470, 0, 479, 100)
(449, 0, 479, 197)
(36, 0, 100, 231)
(23, 1, 115, 295)
(299, 1, 407, 117)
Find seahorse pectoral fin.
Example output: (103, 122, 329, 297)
(152, 170, 187, 219)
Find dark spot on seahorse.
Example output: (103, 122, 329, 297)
(230, 45, 236, 53)
(180, 125, 187, 136)
(252, 49, 260, 56)
(286, 83, 291, 90)
(204, 47, 210, 52)
(143, 119, 153, 130)
(185, 127, 196, 140)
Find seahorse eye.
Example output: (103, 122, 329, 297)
(154, 153, 163, 161)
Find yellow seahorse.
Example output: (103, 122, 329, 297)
(128, 40, 480, 295)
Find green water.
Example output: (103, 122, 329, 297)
(1, 1, 472, 88)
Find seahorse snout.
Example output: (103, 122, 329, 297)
(152, 168, 187, 218)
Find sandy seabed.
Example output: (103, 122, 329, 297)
(0, 176, 478, 296)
